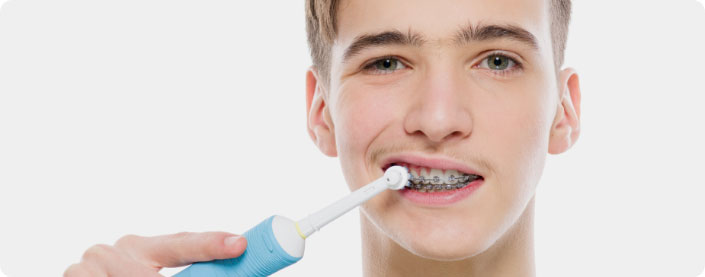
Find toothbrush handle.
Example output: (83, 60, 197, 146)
(173, 216, 302, 277)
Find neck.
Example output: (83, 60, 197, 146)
(360, 197, 536, 277)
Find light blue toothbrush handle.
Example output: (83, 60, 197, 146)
(173, 216, 302, 277)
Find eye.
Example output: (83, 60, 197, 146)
(477, 53, 522, 76)
(363, 57, 407, 74)
(483, 54, 515, 70)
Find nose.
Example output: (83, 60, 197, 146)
(403, 69, 473, 143)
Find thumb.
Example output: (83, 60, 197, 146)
(116, 231, 248, 269)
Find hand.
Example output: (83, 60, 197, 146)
(64, 231, 247, 277)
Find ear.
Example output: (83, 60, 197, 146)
(306, 67, 337, 157)
(548, 67, 581, 154)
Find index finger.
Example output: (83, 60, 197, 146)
(115, 231, 247, 269)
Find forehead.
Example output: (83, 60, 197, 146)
(335, 0, 551, 50)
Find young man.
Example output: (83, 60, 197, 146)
(65, 0, 580, 276)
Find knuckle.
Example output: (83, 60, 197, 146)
(114, 234, 142, 249)
(171, 231, 193, 239)
(166, 231, 196, 244)
(81, 244, 115, 262)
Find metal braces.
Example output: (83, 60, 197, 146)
(405, 174, 480, 189)
(408, 174, 472, 184)
(406, 182, 471, 190)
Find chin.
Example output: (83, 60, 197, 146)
(408, 241, 483, 261)
(398, 225, 493, 261)
(382, 211, 498, 262)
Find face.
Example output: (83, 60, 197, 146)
(307, 0, 580, 261)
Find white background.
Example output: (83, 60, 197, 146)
(1, 0, 704, 276)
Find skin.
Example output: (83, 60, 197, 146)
(63, 232, 246, 276)
(66, 0, 580, 276)
(306, 0, 581, 276)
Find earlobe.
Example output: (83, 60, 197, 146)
(306, 68, 337, 157)
(548, 68, 582, 154)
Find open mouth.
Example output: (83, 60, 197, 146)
(383, 162, 484, 193)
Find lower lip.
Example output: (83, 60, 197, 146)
(399, 180, 483, 206)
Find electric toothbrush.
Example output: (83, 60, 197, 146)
(173, 165, 410, 277)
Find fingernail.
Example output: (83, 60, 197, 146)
(224, 235, 242, 247)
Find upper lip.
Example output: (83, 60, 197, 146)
(380, 153, 483, 177)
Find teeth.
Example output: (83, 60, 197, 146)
(420, 168, 431, 184)
(396, 164, 482, 192)
(429, 169, 443, 184)
(410, 168, 472, 184)
(445, 169, 459, 184)
(408, 169, 417, 184)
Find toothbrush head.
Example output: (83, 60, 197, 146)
(383, 165, 410, 190)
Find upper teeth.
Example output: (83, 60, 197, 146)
(408, 167, 473, 185)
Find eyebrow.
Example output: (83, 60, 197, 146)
(342, 23, 539, 63)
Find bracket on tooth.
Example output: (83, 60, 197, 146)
(405, 173, 413, 187)
(410, 175, 471, 184)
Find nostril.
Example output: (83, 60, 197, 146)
(409, 129, 469, 144)
(442, 130, 469, 141)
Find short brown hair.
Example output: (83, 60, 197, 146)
(305, 0, 572, 87)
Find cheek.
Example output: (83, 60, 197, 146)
(335, 93, 389, 153)
(333, 83, 401, 184)
(476, 79, 553, 192)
